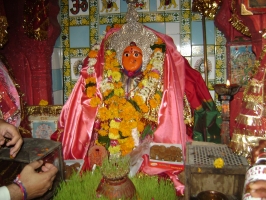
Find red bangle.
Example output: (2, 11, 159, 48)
(13, 174, 27, 200)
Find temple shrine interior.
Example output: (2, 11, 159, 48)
(0, 0, 266, 199)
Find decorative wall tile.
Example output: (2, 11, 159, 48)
(192, 46, 203, 56)
(166, 22, 180, 34)
(192, 55, 215, 80)
(98, 0, 121, 15)
(68, 0, 89, 17)
(135, 0, 149, 12)
(215, 29, 226, 46)
(156, 0, 179, 11)
(61, 26, 70, 48)
(164, 12, 180, 22)
(70, 57, 84, 80)
(69, 16, 90, 25)
(69, 26, 90, 48)
(181, 0, 191, 10)
(168, 34, 181, 51)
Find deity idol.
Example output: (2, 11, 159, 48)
(51, 3, 221, 165)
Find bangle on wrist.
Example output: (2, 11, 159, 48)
(13, 174, 27, 200)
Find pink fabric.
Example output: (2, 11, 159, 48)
(150, 30, 189, 156)
(53, 27, 191, 160)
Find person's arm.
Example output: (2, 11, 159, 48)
(0, 119, 23, 157)
(6, 184, 23, 200)
(5, 160, 58, 200)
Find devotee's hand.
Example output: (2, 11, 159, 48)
(249, 180, 266, 198)
(14, 160, 58, 199)
(0, 119, 23, 157)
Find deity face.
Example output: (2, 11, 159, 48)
(122, 43, 143, 72)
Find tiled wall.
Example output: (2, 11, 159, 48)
(52, 0, 227, 107)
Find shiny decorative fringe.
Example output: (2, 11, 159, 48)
(23, 0, 49, 41)
(230, 133, 264, 164)
(229, 0, 251, 37)
(26, 105, 63, 116)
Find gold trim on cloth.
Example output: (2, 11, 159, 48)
(26, 105, 63, 116)
(230, 44, 266, 161)
(22, 0, 49, 41)
(241, 4, 253, 16)
(229, 0, 251, 37)
(183, 94, 194, 127)
(230, 133, 264, 162)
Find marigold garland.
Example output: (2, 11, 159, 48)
(84, 35, 165, 156)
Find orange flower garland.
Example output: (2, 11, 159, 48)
(85, 37, 166, 156)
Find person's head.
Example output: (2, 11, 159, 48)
(122, 42, 143, 72)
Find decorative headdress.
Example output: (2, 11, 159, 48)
(105, 2, 157, 70)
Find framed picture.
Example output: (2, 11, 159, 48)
(136, 0, 150, 12)
(70, 57, 84, 81)
(157, 0, 179, 11)
(229, 44, 256, 86)
(99, 0, 121, 15)
(242, 0, 266, 13)
(26, 106, 63, 140)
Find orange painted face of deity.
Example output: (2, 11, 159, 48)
(122, 42, 143, 72)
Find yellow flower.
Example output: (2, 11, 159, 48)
(98, 129, 108, 137)
(154, 93, 161, 101)
(112, 71, 121, 82)
(86, 86, 96, 98)
(119, 137, 135, 156)
(149, 71, 160, 79)
(133, 95, 144, 106)
(109, 128, 120, 139)
(119, 122, 132, 137)
(90, 97, 101, 107)
(149, 99, 158, 108)
(110, 120, 120, 129)
(137, 121, 145, 132)
(108, 145, 121, 155)
(141, 79, 148, 87)
(98, 107, 110, 121)
(85, 77, 96, 84)
(101, 122, 109, 130)
(154, 37, 164, 45)
(154, 47, 162, 53)
(213, 158, 224, 168)
(88, 50, 98, 58)
(106, 50, 113, 56)
(114, 88, 124, 96)
(140, 104, 149, 113)
(39, 99, 48, 106)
